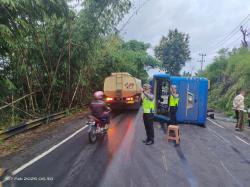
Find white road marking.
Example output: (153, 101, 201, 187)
(161, 151, 168, 172)
(220, 161, 242, 186)
(12, 125, 88, 175)
(220, 161, 233, 177)
(2, 176, 11, 184)
(207, 127, 231, 145)
(207, 118, 224, 129)
(235, 136, 250, 145)
(208, 125, 250, 147)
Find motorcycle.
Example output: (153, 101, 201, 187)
(87, 113, 110, 143)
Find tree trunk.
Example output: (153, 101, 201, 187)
(45, 47, 65, 112)
(69, 71, 81, 109)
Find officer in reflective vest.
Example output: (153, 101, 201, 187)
(169, 85, 179, 125)
(142, 83, 155, 145)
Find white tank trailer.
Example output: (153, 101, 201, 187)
(103, 72, 142, 110)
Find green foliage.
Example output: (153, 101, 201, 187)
(154, 29, 191, 75)
(203, 47, 250, 114)
(0, 0, 159, 128)
(94, 35, 158, 85)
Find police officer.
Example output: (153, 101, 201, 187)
(169, 85, 179, 125)
(142, 84, 155, 145)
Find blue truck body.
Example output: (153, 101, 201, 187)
(153, 74, 208, 126)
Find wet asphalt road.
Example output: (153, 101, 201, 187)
(12, 109, 250, 187)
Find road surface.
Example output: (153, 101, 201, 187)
(10, 110, 250, 187)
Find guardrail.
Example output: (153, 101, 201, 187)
(0, 108, 83, 140)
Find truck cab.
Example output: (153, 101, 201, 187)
(153, 74, 208, 126)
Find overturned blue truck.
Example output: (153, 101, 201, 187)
(152, 74, 209, 126)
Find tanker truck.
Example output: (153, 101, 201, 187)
(103, 72, 142, 110)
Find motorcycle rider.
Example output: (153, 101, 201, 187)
(90, 91, 111, 130)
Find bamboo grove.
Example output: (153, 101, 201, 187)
(0, 0, 159, 128)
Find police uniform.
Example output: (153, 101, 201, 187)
(169, 94, 179, 125)
(142, 93, 155, 144)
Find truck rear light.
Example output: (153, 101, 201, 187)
(126, 97, 134, 101)
(106, 97, 113, 101)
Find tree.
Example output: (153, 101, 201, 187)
(94, 36, 159, 84)
(154, 29, 191, 75)
(0, 0, 133, 126)
(202, 47, 250, 113)
(0, 0, 161, 127)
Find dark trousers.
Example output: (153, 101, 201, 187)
(170, 106, 178, 125)
(236, 110, 244, 130)
(100, 113, 110, 126)
(143, 113, 154, 141)
(235, 110, 239, 125)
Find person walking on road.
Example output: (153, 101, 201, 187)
(233, 91, 246, 131)
(142, 84, 155, 145)
(169, 85, 180, 125)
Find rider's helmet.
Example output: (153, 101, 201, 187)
(94, 91, 104, 100)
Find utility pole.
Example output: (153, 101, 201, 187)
(240, 25, 248, 48)
(198, 53, 206, 71)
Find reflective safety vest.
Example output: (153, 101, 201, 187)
(142, 95, 155, 113)
(169, 95, 179, 107)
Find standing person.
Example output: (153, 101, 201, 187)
(233, 91, 246, 131)
(142, 84, 155, 145)
(169, 85, 180, 125)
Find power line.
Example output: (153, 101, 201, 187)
(194, 15, 250, 72)
(118, 0, 151, 33)
(206, 33, 242, 56)
(184, 15, 250, 56)
(199, 14, 250, 57)
(206, 30, 243, 56)
(206, 14, 250, 52)
(215, 15, 250, 46)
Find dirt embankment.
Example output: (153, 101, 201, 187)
(0, 110, 89, 170)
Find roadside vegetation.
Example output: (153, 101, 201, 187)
(0, 0, 159, 128)
(201, 47, 250, 116)
(0, 0, 191, 129)
(154, 29, 191, 76)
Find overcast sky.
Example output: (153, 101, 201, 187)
(119, 0, 250, 75)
